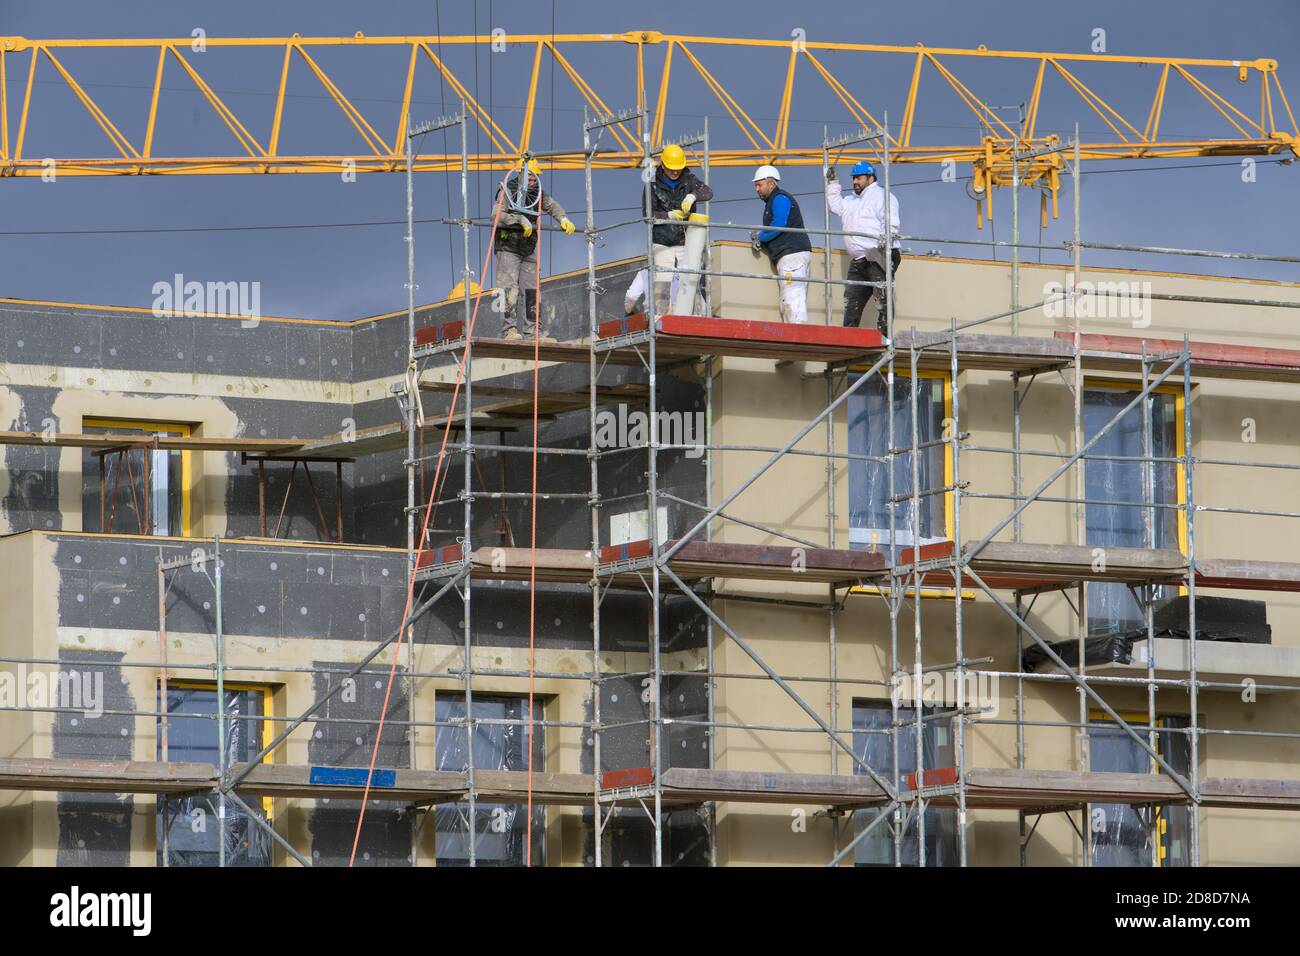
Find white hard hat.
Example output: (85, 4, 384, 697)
(752, 164, 780, 182)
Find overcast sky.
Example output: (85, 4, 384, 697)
(4, 0, 1297, 320)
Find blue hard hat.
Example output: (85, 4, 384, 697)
(851, 161, 877, 178)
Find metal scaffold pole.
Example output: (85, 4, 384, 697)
(643, 106, 665, 868)
(1141, 344, 1159, 868)
(701, 115, 719, 868)
(951, 319, 968, 867)
(1069, 126, 1093, 867)
(403, 118, 419, 864)
(214, 536, 226, 868)
(457, 106, 478, 869)
(582, 106, 603, 868)
(1184, 335, 1201, 866)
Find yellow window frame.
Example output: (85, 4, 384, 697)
(1081, 379, 1188, 556)
(83, 416, 194, 537)
(844, 366, 971, 600)
(163, 679, 275, 821)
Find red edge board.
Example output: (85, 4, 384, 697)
(1056, 331, 1300, 372)
(599, 313, 886, 348)
(601, 766, 654, 789)
(414, 319, 468, 348)
(415, 543, 464, 569)
(598, 540, 653, 564)
(1194, 571, 1300, 593)
(905, 766, 959, 790)
(892, 540, 957, 565)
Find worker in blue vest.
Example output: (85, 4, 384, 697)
(751, 165, 813, 323)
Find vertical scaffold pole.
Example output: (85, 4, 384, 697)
(1070, 127, 1092, 867)
(882, 115, 902, 869)
(1141, 344, 1160, 867)
(701, 114, 719, 867)
(458, 107, 478, 868)
(1184, 335, 1201, 866)
(951, 319, 967, 867)
(214, 536, 226, 868)
(403, 125, 420, 866)
(642, 108, 664, 867)
(583, 107, 603, 868)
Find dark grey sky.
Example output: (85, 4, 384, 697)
(4, 0, 1297, 321)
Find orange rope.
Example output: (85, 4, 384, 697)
(347, 174, 511, 867)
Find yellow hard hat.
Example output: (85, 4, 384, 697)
(525, 159, 542, 177)
(660, 143, 687, 171)
(448, 278, 483, 300)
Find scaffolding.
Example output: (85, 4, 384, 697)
(3, 97, 1300, 869)
(392, 105, 1300, 866)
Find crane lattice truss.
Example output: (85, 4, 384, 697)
(1, 31, 1296, 216)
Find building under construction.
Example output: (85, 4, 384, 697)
(1, 31, 1298, 867)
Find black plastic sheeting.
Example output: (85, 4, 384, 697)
(1022, 594, 1274, 671)
(1154, 595, 1272, 644)
(1022, 634, 1136, 672)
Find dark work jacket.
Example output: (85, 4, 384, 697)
(493, 174, 546, 257)
(644, 166, 713, 247)
(759, 186, 812, 265)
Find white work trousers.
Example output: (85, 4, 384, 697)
(776, 250, 812, 324)
(651, 243, 688, 316)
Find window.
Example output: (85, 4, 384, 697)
(1083, 385, 1183, 635)
(83, 418, 191, 536)
(848, 372, 950, 558)
(1088, 713, 1192, 867)
(851, 699, 958, 866)
(434, 693, 545, 866)
(156, 683, 272, 867)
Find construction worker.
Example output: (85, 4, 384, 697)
(644, 143, 713, 316)
(825, 161, 901, 337)
(752, 165, 813, 323)
(493, 159, 576, 340)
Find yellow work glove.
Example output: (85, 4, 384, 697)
(518, 219, 533, 238)
(681, 193, 696, 214)
(560, 217, 576, 236)
(667, 208, 686, 220)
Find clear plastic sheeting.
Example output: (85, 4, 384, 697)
(156, 686, 271, 867)
(1089, 717, 1192, 867)
(851, 701, 958, 866)
(1083, 388, 1179, 635)
(1088, 722, 1154, 866)
(434, 694, 544, 866)
(848, 374, 946, 558)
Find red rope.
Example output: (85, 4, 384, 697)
(347, 176, 511, 867)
